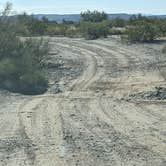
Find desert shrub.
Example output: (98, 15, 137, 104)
(111, 17, 126, 27)
(81, 22, 109, 40)
(21, 39, 49, 67)
(46, 25, 61, 36)
(0, 58, 18, 82)
(18, 71, 48, 95)
(124, 23, 160, 43)
(0, 36, 49, 94)
(65, 28, 76, 37)
(128, 15, 166, 38)
(50, 24, 67, 36)
(17, 14, 61, 36)
(65, 28, 77, 38)
(65, 26, 80, 38)
(0, 3, 49, 95)
(0, 31, 21, 60)
(129, 14, 147, 25)
(17, 13, 48, 36)
(162, 46, 166, 54)
(27, 18, 48, 35)
(159, 21, 166, 37)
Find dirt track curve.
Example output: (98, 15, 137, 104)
(0, 36, 166, 166)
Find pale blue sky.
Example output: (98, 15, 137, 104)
(0, 0, 166, 15)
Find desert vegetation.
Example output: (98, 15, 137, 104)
(80, 21, 109, 40)
(1, 1, 166, 166)
(0, 2, 166, 95)
(122, 15, 166, 43)
(8, 8, 166, 42)
(124, 23, 160, 43)
(16, 10, 110, 39)
(162, 45, 166, 54)
(0, 3, 49, 95)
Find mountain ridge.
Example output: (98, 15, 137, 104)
(33, 13, 166, 23)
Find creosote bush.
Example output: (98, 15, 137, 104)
(18, 71, 48, 95)
(0, 33, 49, 95)
(124, 23, 160, 43)
(81, 21, 109, 40)
(162, 46, 166, 54)
(0, 3, 49, 95)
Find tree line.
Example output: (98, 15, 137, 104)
(13, 10, 166, 42)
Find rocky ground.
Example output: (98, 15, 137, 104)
(0, 36, 166, 166)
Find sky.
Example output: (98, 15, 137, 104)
(0, 0, 166, 15)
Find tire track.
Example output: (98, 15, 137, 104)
(99, 97, 166, 159)
(15, 38, 101, 165)
(9, 37, 166, 166)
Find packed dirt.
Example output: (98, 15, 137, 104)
(0, 36, 166, 166)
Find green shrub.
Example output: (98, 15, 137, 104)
(0, 58, 18, 81)
(159, 22, 166, 37)
(125, 23, 160, 43)
(47, 24, 67, 36)
(0, 3, 49, 95)
(162, 46, 166, 54)
(81, 22, 109, 40)
(65, 26, 80, 38)
(0, 38, 49, 95)
(46, 26, 60, 36)
(0, 58, 19, 91)
(24, 16, 48, 35)
(111, 17, 126, 27)
(18, 71, 48, 95)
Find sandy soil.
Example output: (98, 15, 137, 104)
(0, 36, 166, 166)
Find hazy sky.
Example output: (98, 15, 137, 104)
(0, 0, 166, 15)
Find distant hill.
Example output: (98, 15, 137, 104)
(32, 14, 166, 23)
(33, 14, 81, 22)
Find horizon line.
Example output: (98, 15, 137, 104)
(14, 12, 166, 16)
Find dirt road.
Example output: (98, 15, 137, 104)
(0, 36, 166, 166)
